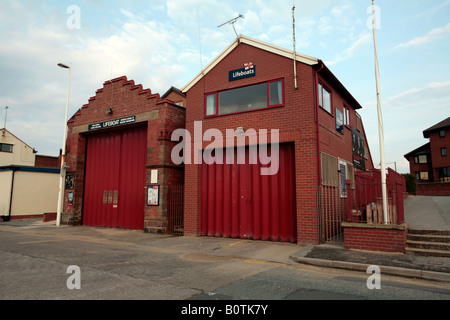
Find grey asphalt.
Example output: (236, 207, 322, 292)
(1, 195, 450, 285)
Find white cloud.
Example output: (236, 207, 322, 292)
(0, 0, 448, 166)
(325, 33, 371, 65)
(318, 16, 332, 36)
(395, 23, 450, 49)
(386, 81, 450, 107)
(359, 80, 450, 172)
(0, 3, 201, 155)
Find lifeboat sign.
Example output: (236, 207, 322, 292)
(88, 116, 136, 131)
(229, 62, 255, 81)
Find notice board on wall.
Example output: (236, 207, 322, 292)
(351, 127, 365, 170)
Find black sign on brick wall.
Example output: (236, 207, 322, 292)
(88, 116, 136, 131)
(352, 126, 365, 170)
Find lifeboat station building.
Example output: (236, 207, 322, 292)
(61, 76, 185, 233)
(60, 35, 406, 251)
(180, 35, 377, 245)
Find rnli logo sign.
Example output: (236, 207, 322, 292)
(229, 62, 255, 81)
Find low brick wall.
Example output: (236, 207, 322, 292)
(43, 212, 57, 222)
(342, 222, 408, 253)
(417, 182, 450, 196)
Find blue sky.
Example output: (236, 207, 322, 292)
(0, 0, 449, 173)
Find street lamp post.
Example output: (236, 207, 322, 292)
(56, 62, 71, 227)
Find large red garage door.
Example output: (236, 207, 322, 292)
(83, 126, 147, 229)
(201, 143, 296, 242)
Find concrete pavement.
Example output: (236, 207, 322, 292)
(1, 195, 450, 285)
(291, 195, 450, 283)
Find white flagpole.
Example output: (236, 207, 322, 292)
(292, 0, 298, 89)
(371, 0, 389, 224)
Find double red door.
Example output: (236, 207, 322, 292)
(83, 126, 147, 230)
(201, 143, 297, 242)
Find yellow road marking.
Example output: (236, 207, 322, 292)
(220, 240, 244, 249)
(19, 239, 72, 245)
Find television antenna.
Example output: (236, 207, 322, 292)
(217, 14, 244, 38)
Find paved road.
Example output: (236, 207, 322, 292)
(0, 220, 449, 309)
(404, 195, 450, 230)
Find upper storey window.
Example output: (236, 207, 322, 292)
(205, 79, 284, 117)
(318, 82, 331, 114)
(0, 143, 13, 153)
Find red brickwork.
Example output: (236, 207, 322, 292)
(35, 155, 59, 168)
(63, 76, 185, 231)
(343, 223, 408, 253)
(417, 182, 450, 196)
(184, 42, 373, 244)
(428, 129, 450, 173)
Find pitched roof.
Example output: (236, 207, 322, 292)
(0, 128, 35, 150)
(180, 34, 363, 110)
(423, 116, 450, 138)
(180, 34, 319, 93)
(403, 142, 430, 160)
(161, 86, 185, 99)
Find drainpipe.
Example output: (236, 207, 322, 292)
(315, 61, 325, 186)
(5, 167, 16, 222)
(314, 60, 324, 243)
(292, 1, 298, 89)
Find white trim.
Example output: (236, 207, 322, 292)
(181, 35, 318, 93)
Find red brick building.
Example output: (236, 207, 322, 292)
(61, 76, 185, 232)
(181, 35, 374, 244)
(404, 116, 450, 195)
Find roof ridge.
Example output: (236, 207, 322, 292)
(423, 116, 450, 138)
(180, 34, 319, 93)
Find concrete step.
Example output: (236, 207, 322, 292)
(406, 240, 450, 251)
(406, 229, 450, 258)
(407, 233, 450, 243)
(408, 229, 450, 236)
(405, 247, 450, 258)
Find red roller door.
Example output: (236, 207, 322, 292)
(83, 126, 147, 229)
(201, 143, 296, 242)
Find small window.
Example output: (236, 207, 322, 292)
(206, 94, 216, 116)
(418, 155, 427, 163)
(0, 143, 13, 153)
(438, 167, 450, 182)
(419, 172, 429, 180)
(343, 106, 350, 126)
(416, 172, 429, 181)
(442, 148, 447, 156)
(439, 130, 445, 138)
(318, 83, 331, 114)
(269, 80, 283, 106)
